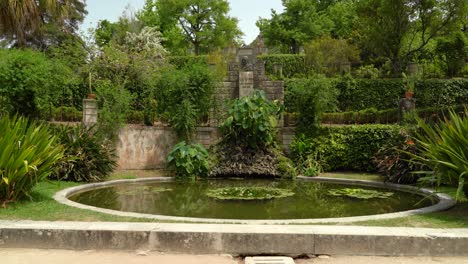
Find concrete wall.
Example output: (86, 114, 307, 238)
(116, 126, 220, 170)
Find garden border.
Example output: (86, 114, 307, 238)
(53, 177, 456, 224)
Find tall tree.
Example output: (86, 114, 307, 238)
(256, 0, 334, 54)
(0, 0, 86, 48)
(356, 0, 465, 74)
(138, 0, 242, 55)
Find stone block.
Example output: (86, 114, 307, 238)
(315, 234, 375, 255)
(221, 233, 314, 255)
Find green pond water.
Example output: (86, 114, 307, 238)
(69, 179, 435, 220)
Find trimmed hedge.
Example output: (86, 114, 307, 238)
(291, 125, 403, 172)
(257, 54, 308, 79)
(321, 105, 466, 125)
(336, 78, 468, 111)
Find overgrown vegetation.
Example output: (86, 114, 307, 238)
(167, 141, 210, 179)
(50, 125, 116, 182)
(220, 90, 283, 149)
(212, 90, 295, 178)
(0, 116, 64, 206)
(412, 108, 468, 201)
(156, 63, 216, 140)
(291, 125, 402, 172)
(285, 77, 337, 132)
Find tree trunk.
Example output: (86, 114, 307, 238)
(194, 42, 200, 55)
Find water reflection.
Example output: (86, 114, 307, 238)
(70, 179, 435, 220)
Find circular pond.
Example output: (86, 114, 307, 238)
(56, 177, 455, 223)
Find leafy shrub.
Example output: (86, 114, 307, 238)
(168, 55, 208, 69)
(156, 63, 215, 140)
(373, 130, 423, 184)
(413, 108, 468, 201)
(289, 134, 322, 176)
(95, 80, 133, 141)
(0, 49, 78, 118)
(257, 54, 308, 79)
(354, 65, 380, 79)
(167, 141, 210, 179)
(334, 77, 468, 111)
(321, 105, 467, 125)
(50, 125, 116, 182)
(291, 125, 402, 172)
(0, 116, 64, 205)
(220, 90, 283, 149)
(285, 77, 338, 132)
(335, 77, 404, 111)
(126, 110, 144, 124)
(305, 36, 360, 76)
(276, 155, 297, 178)
(51, 107, 83, 122)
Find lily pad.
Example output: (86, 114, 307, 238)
(206, 187, 295, 201)
(327, 188, 394, 199)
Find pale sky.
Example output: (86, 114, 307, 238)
(80, 0, 284, 44)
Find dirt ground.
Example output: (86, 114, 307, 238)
(1, 249, 467, 264)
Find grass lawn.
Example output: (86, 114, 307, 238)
(1, 170, 467, 228)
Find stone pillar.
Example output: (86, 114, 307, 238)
(239, 71, 254, 97)
(83, 99, 98, 126)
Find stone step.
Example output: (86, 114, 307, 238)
(245, 256, 295, 264)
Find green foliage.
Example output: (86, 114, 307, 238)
(139, 0, 242, 55)
(168, 56, 209, 69)
(50, 125, 116, 182)
(95, 80, 133, 141)
(289, 134, 322, 176)
(322, 108, 399, 125)
(354, 65, 380, 79)
(413, 108, 468, 201)
(167, 141, 210, 179)
(335, 77, 468, 111)
(0, 116, 64, 205)
(50, 107, 83, 122)
(328, 188, 394, 199)
(305, 36, 360, 76)
(258, 54, 308, 79)
(206, 187, 295, 201)
(220, 90, 283, 149)
(321, 105, 467, 125)
(256, 0, 333, 53)
(373, 130, 423, 184)
(155, 63, 215, 140)
(0, 49, 78, 118)
(356, 0, 464, 74)
(0, 0, 86, 48)
(276, 155, 297, 179)
(92, 27, 166, 114)
(285, 77, 338, 131)
(291, 125, 402, 172)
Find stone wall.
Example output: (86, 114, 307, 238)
(116, 125, 220, 170)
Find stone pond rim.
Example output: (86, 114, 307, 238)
(54, 177, 456, 224)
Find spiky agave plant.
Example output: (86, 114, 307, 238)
(0, 115, 63, 207)
(413, 108, 468, 201)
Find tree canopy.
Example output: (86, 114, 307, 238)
(138, 0, 243, 55)
(0, 0, 87, 48)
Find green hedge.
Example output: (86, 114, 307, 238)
(291, 125, 402, 172)
(257, 54, 308, 79)
(336, 78, 468, 111)
(321, 105, 466, 125)
(168, 56, 208, 69)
